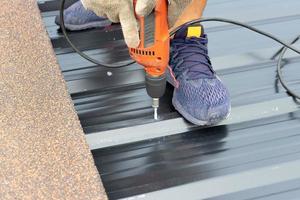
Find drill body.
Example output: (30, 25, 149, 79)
(129, 0, 170, 119)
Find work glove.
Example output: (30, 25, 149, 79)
(81, 0, 199, 47)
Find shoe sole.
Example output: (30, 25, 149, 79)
(172, 91, 231, 126)
(61, 20, 112, 31)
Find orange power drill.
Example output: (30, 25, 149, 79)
(129, 0, 170, 120)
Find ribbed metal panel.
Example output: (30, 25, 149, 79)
(38, 0, 300, 199)
(93, 112, 300, 199)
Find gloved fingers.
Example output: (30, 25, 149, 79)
(119, 10, 140, 48)
(135, 0, 156, 17)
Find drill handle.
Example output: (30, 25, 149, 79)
(130, 0, 170, 77)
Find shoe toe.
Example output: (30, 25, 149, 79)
(173, 77, 230, 125)
(56, 1, 96, 26)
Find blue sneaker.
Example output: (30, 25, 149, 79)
(168, 25, 231, 125)
(55, 1, 112, 31)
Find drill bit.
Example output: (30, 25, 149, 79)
(152, 98, 159, 120)
(154, 108, 158, 120)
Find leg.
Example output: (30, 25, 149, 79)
(170, 0, 207, 31)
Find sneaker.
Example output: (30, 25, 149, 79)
(168, 25, 231, 125)
(55, 1, 112, 31)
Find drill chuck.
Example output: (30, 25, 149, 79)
(145, 73, 166, 120)
(145, 73, 166, 99)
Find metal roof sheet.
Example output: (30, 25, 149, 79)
(38, 0, 300, 199)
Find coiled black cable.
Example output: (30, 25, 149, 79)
(60, 0, 300, 99)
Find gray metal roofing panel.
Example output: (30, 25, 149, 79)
(38, 0, 300, 199)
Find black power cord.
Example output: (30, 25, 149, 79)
(60, 0, 135, 68)
(60, 0, 300, 99)
(276, 36, 300, 100)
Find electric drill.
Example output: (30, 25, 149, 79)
(129, 0, 170, 120)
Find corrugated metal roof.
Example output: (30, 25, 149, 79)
(38, 0, 300, 199)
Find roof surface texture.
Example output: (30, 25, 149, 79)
(0, 0, 107, 199)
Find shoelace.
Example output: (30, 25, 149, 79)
(170, 36, 215, 80)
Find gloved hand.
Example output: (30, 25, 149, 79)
(135, 0, 193, 29)
(81, 0, 200, 47)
